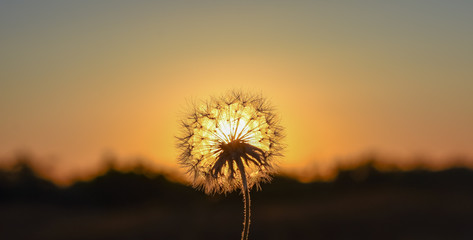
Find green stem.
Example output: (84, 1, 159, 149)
(238, 160, 251, 240)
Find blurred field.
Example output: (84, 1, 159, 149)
(1, 159, 473, 240)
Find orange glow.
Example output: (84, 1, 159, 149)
(1, 1, 473, 185)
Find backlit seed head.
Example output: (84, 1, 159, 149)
(176, 90, 284, 194)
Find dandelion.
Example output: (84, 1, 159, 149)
(177, 90, 284, 240)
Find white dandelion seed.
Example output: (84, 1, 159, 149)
(176, 90, 284, 240)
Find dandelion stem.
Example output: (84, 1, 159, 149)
(238, 160, 251, 240)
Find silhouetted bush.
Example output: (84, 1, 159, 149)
(1, 157, 473, 239)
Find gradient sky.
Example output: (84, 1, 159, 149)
(1, 1, 472, 183)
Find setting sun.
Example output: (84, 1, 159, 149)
(177, 91, 284, 194)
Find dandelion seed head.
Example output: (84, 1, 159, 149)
(177, 90, 284, 194)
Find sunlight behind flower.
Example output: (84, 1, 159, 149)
(178, 91, 284, 194)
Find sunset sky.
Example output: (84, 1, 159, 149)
(1, 1, 472, 183)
